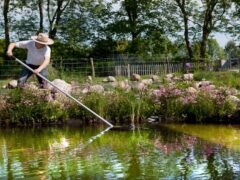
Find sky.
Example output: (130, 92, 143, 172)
(214, 33, 233, 48)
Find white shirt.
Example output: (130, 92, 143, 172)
(16, 40, 51, 65)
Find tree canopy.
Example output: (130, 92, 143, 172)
(1, 0, 240, 61)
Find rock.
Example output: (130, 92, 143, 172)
(119, 80, 131, 91)
(137, 82, 146, 91)
(201, 80, 211, 87)
(70, 81, 80, 89)
(166, 73, 174, 79)
(86, 76, 92, 82)
(151, 75, 159, 82)
(208, 85, 216, 89)
(195, 82, 202, 88)
(24, 83, 39, 91)
(148, 118, 156, 123)
(82, 84, 104, 94)
(228, 88, 239, 96)
(82, 87, 89, 94)
(165, 74, 174, 82)
(107, 76, 116, 82)
(227, 95, 240, 103)
(8, 80, 18, 88)
(102, 76, 117, 83)
(110, 82, 118, 88)
(131, 82, 141, 91)
(89, 85, 104, 93)
(165, 77, 173, 82)
(186, 87, 197, 94)
(130, 73, 141, 81)
(173, 77, 181, 81)
(183, 73, 193, 81)
(141, 79, 153, 85)
(54, 92, 70, 103)
(50, 79, 72, 94)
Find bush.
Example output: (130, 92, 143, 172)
(0, 89, 68, 126)
(152, 84, 238, 123)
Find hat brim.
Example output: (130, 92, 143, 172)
(31, 36, 54, 45)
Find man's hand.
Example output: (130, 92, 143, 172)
(6, 51, 13, 57)
(33, 68, 41, 74)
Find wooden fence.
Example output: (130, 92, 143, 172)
(114, 62, 211, 77)
(0, 59, 228, 79)
(114, 62, 183, 77)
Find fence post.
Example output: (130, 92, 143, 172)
(90, 58, 95, 78)
(60, 57, 63, 77)
(127, 64, 130, 78)
(166, 57, 170, 73)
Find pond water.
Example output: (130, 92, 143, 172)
(1, 124, 240, 179)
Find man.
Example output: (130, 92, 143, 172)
(6, 33, 54, 88)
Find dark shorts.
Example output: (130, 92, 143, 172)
(18, 64, 48, 88)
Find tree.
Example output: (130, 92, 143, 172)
(3, 0, 10, 57)
(225, 40, 239, 58)
(174, 0, 194, 60)
(167, 0, 231, 61)
(229, 0, 240, 40)
(207, 39, 226, 60)
(106, 0, 161, 54)
(38, 0, 44, 33)
(198, 0, 230, 60)
(47, 0, 71, 39)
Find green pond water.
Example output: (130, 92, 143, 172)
(1, 124, 240, 179)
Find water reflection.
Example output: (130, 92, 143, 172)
(165, 124, 240, 151)
(1, 124, 240, 179)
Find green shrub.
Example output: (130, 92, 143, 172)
(0, 89, 68, 125)
(183, 94, 216, 122)
(68, 90, 155, 125)
(194, 71, 240, 89)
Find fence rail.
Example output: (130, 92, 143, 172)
(115, 62, 183, 77)
(0, 58, 237, 80)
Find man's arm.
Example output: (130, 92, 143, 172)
(6, 42, 16, 56)
(34, 56, 50, 74)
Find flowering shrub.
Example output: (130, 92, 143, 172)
(152, 84, 238, 122)
(0, 89, 68, 125)
(0, 76, 239, 126)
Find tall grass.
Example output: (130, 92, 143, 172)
(68, 90, 155, 125)
(194, 71, 240, 89)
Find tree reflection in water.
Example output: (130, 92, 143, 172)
(1, 124, 240, 179)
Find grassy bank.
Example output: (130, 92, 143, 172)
(1, 71, 240, 126)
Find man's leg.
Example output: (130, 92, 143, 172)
(36, 68, 48, 88)
(18, 67, 33, 88)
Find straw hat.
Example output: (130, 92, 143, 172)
(31, 33, 54, 45)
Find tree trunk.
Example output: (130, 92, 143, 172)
(175, 0, 193, 60)
(125, 0, 139, 53)
(200, 1, 218, 60)
(48, 0, 70, 39)
(200, 28, 209, 60)
(184, 18, 193, 60)
(38, 0, 44, 34)
(3, 0, 10, 61)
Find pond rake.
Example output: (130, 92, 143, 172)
(13, 56, 113, 127)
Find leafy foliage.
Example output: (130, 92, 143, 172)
(0, 89, 68, 125)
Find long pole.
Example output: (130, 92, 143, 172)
(13, 57, 113, 127)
